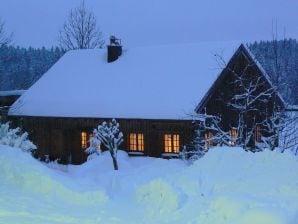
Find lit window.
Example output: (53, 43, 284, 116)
(173, 134, 180, 153)
(255, 125, 261, 142)
(81, 132, 87, 149)
(137, 133, 144, 151)
(229, 129, 237, 146)
(204, 132, 214, 149)
(164, 134, 180, 153)
(129, 133, 144, 151)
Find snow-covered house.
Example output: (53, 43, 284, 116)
(8, 39, 285, 164)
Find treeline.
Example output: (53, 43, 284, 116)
(249, 39, 298, 105)
(0, 39, 297, 105)
(0, 46, 64, 90)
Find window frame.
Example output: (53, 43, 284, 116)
(81, 131, 87, 149)
(229, 128, 237, 146)
(128, 132, 144, 152)
(164, 134, 180, 153)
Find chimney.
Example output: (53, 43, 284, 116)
(107, 36, 122, 63)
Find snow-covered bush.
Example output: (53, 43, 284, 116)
(179, 145, 205, 164)
(0, 122, 36, 153)
(85, 132, 102, 160)
(87, 119, 123, 170)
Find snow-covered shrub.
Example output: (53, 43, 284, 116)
(179, 145, 205, 164)
(85, 132, 102, 160)
(0, 122, 36, 153)
(88, 119, 123, 170)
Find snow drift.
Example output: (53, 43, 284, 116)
(0, 145, 298, 224)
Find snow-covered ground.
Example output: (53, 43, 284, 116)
(0, 145, 298, 224)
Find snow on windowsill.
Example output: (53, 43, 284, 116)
(161, 153, 179, 158)
(127, 151, 145, 156)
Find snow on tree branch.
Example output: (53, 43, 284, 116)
(0, 122, 36, 153)
(87, 119, 123, 170)
(0, 18, 13, 47)
(58, 0, 105, 50)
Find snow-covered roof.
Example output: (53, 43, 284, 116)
(286, 105, 298, 111)
(9, 42, 240, 120)
(0, 90, 26, 97)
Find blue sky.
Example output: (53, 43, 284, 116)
(0, 0, 297, 47)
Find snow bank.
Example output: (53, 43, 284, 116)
(0, 145, 107, 224)
(136, 179, 179, 219)
(0, 146, 298, 223)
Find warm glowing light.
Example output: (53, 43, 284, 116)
(81, 132, 87, 149)
(173, 134, 180, 153)
(229, 128, 237, 146)
(204, 132, 214, 149)
(129, 133, 144, 151)
(137, 133, 144, 151)
(164, 134, 180, 153)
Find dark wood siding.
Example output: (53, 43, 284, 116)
(199, 48, 284, 148)
(9, 116, 194, 164)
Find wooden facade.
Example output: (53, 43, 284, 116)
(196, 44, 285, 149)
(10, 116, 194, 164)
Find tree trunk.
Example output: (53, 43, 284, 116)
(112, 155, 118, 170)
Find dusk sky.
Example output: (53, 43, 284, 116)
(0, 0, 297, 48)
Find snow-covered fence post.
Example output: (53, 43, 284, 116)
(89, 119, 123, 170)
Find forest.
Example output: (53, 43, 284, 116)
(0, 46, 64, 90)
(249, 38, 298, 105)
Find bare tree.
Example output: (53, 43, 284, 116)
(58, 1, 105, 50)
(0, 18, 12, 47)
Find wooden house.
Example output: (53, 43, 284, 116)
(8, 39, 285, 164)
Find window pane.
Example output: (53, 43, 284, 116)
(137, 133, 144, 151)
(129, 133, 137, 151)
(164, 134, 172, 153)
(229, 129, 237, 146)
(173, 134, 180, 153)
(81, 132, 87, 149)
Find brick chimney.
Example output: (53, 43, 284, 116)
(107, 36, 122, 63)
